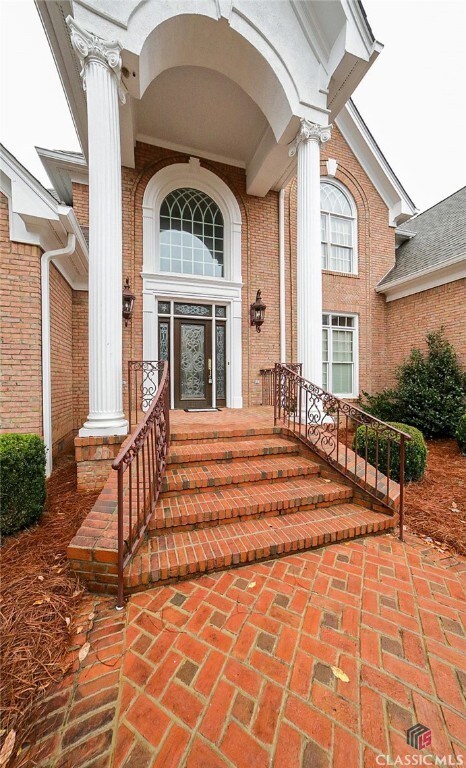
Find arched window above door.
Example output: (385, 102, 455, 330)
(160, 188, 224, 277)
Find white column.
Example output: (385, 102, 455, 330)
(68, 18, 128, 436)
(289, 120, 331, 385)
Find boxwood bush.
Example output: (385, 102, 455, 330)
(0, 434, 46, 536)
(353, 421, 427, 483)
(456, 414, 466, 455)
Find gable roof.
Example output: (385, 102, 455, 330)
(376, 186, 466, 301)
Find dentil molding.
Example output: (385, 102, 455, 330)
(289, 119, 332, 157)
(66, 16, 126, 104)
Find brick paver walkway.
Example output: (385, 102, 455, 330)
(28, 533, 465, 768)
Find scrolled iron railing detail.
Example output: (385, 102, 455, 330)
(113, 360, 170, 608)
(273, 363, 411, 540)
(128, 360, 165, 431)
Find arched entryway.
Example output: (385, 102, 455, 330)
(142, 159, 243, 409)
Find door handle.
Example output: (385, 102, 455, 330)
(208, 358, 212, 384)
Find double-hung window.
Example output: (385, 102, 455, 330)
(321, 182, 357, 274)
(322, 313, 357, 397)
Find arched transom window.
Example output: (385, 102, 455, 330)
(160, 188, 224, 277)
(321, 182, 357, 274)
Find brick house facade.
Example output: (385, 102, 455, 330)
(2, 1, 465, 479)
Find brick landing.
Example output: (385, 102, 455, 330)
(27, 534, 466, 768)
(67, 408, 396, 595)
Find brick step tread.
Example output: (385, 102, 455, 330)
(161, 455, 320, 494)
(170, 426, 281, 443)
(149, 476, 353, 533)
(167, 437, 299, 465)
(125, 504, 394, 587)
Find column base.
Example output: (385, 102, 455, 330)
(78, 418, 128, 438)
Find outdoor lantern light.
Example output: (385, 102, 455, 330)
(122, 277, 135, 326)
(250, 289, 266, 333)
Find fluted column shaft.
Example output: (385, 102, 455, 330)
(290, 120, 331, 385)
(68, 17, 128, 436)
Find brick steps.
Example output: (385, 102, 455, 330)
(161, 455, 320, 495)
(150, 475, 353, 534)
(125, 503, 395, 587)
(68, 417, 397, 597)
(167, 436, 299, 465)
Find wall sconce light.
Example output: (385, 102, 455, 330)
(250, 289, 266, 333)
(122, 277, 135, 326)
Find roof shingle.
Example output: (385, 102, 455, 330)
(378, 186, 466, 287)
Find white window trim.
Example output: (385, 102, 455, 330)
(142, 159, 243, 408)
(321, 178, 358, 276)
(322, 311, 359, 399)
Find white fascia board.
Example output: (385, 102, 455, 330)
(0, 145, 88, 287)
(36, 147, 88, 205)
(395, 229, 416, 248)
(336, 101, 417, 226)
(376, 255, 466, 301)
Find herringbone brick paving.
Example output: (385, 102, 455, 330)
(28, 533, 465, 768)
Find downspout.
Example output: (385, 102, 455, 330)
(41, 233, 76, 476)
(279, 189, 286, 362)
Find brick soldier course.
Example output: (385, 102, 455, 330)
(28, 533, 466, 768)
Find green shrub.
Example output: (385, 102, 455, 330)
(360, 330, 466, 438)
(358, 388, 402, 422)
(456, 414, 466, 455)
(353, 422, 427, 483)
(0, 434, 46, 536)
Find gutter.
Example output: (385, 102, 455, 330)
(279, 189, 286, 362)
(41, 233, 76, 476)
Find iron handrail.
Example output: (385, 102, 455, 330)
(113, 360, 170, 608)
(260, 363, 302, 406)
(273, 363, 411, 539)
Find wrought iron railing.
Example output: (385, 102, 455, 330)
(113, 360, 170, 608)
(260, 363, 302, 405)
(128, 360, 166, 431)
(273, 363, 411, 539)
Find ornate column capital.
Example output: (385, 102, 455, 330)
(289, 119, 332, 157)
(66, 16, 126, 104)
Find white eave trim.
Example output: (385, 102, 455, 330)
(1, 143, 88, 288)
(37, 146, 88, 205)
(336, 101, 417, 226)
(376, 254, 466, 301)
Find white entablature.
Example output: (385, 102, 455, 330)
(36, 0, 382, 197)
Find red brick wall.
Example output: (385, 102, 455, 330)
(50, 263, 73, 455)
(72, 289, 89, 431)
(70, 132, 399, 418)
(0, 191, 43, 435)
(384, 279, 466, 386)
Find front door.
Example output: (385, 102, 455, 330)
(174, 319, 212, 409)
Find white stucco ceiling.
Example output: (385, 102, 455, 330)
(136, 66, 268, 166)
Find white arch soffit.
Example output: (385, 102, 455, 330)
(142, 160, 242, 282)
(136, 12, 298, 142)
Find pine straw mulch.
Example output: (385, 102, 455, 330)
(404, 439, 466, 557)
(0, 456, 99, 765)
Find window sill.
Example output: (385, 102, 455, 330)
(323, 270, 359, 279)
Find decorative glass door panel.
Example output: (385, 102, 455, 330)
(174, 319, 212, 408)
(215, 322, 226, 407)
